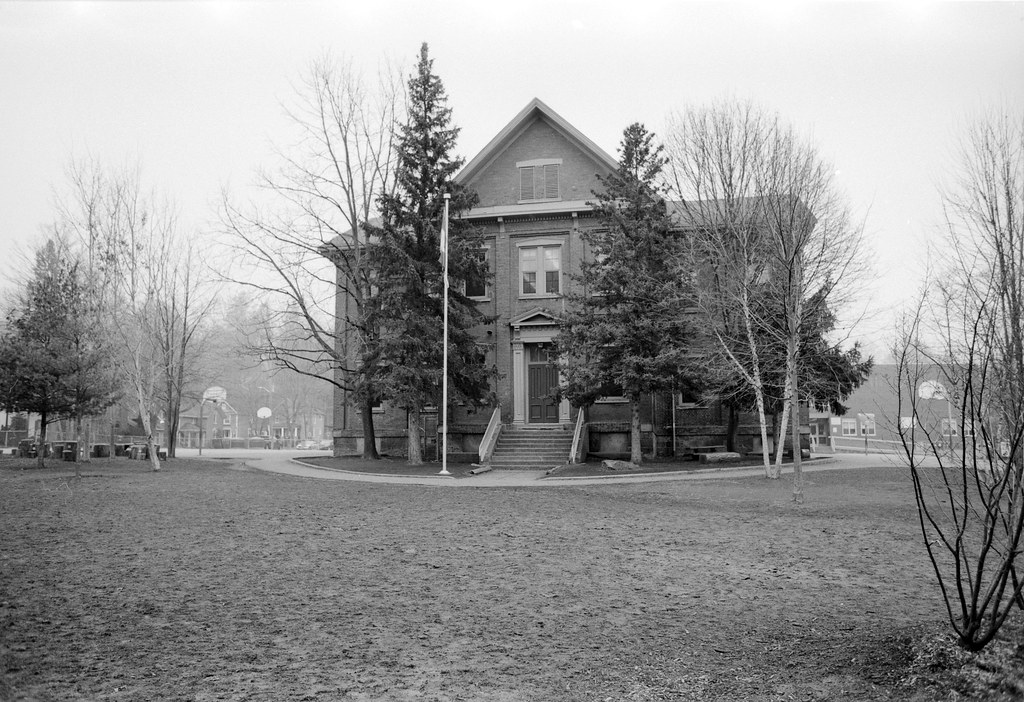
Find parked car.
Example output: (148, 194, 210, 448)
(295, 439, 317, 450)
(316, 439, 333, 451)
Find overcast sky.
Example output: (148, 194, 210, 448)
(2, 1, 1023, 359)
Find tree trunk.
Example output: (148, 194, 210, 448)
(790, 346, 804, 503)
(407, 407, 423, 465)
(166, 392, 181, 458)
(74, 411, 84, 478)
(754, 391, 773, 479)
(788, 251, 804, 502)
(630, 396, 643, 465)
(742, 290, 773, 478)
(361, 400, 380, 459)
(82, 416, 92, 464)
(146, 431, 160, 472)
(37, 411, 48, 469)
(725, 403, 739, 454)
(140, 404, 161, 471)
(773, 404, 789, 479)
(134, 376, 160, 472)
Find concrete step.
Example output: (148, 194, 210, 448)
(495, 441, 573, 448)
(489, 461, 564, 469)
(487, 456, 569, 462)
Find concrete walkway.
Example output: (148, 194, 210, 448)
(175, 447, 907, 488)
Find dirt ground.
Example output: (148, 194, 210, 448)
(1, 456, 1022, 701)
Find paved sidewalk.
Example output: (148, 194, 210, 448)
(176, 448, 906, 487)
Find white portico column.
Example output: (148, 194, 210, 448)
(512, 339, 525, 425)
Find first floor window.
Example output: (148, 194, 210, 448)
(842, 418, 857, 436)
(859, 413, 876, 436)
(677, 386, 706, 408)
(595, 382, 627, 404)
(465, 247, 490, 299)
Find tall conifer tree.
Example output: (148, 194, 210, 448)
(368, 43, 491, 464)
(555, 123, 697, 464)
(0, 241, 118, 471)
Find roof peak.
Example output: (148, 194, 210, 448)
(457, 98, 618, 185)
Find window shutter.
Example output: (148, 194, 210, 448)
(543, 164, 559, 199)
(520, 166, 535, 200)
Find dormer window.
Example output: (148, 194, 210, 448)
(517, 158, 561, 202)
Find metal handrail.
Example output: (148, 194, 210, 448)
(478, 407, 503, 463)
(569, 407, 586, 464)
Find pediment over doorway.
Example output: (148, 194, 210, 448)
(509, 307, 559, 330)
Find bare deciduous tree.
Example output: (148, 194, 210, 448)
(56, 157, 215, 468)
(219, 53, 403, 459)
(666, 100, 866, 497)
(665, 101, 779, 477)
(895, 108, 1024, 651)
(759, 125, 865, 501)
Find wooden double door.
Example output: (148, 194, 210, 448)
(527, 345, 559, 423)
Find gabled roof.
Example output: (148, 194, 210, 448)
(457, 98, 618, 186)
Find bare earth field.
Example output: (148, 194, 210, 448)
(1, 457, 1022, 701)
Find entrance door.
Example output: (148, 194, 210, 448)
(527, 345, 559, 423)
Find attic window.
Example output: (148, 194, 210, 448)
(517, 158, 561, 202)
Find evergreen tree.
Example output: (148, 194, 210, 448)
(555, 123, 698, 464)
(0, 241, 119, 470)
(367, 43, 491, 464)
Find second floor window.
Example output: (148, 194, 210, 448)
(520, 245, 561, 296)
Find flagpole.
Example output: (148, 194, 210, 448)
(439, 193, 451, 476)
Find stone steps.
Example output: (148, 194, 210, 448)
(488, 427, 573, 470)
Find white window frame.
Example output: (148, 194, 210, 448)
(517, 158, 561, 203)
(859, 413, 876, 436)
(517, 239, 564, 298)
(941, 417, 959, 436)
(841, 418, 858, 436)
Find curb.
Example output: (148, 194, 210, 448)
(263, 455, 843, 487)
(540, 457, 837, 481)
